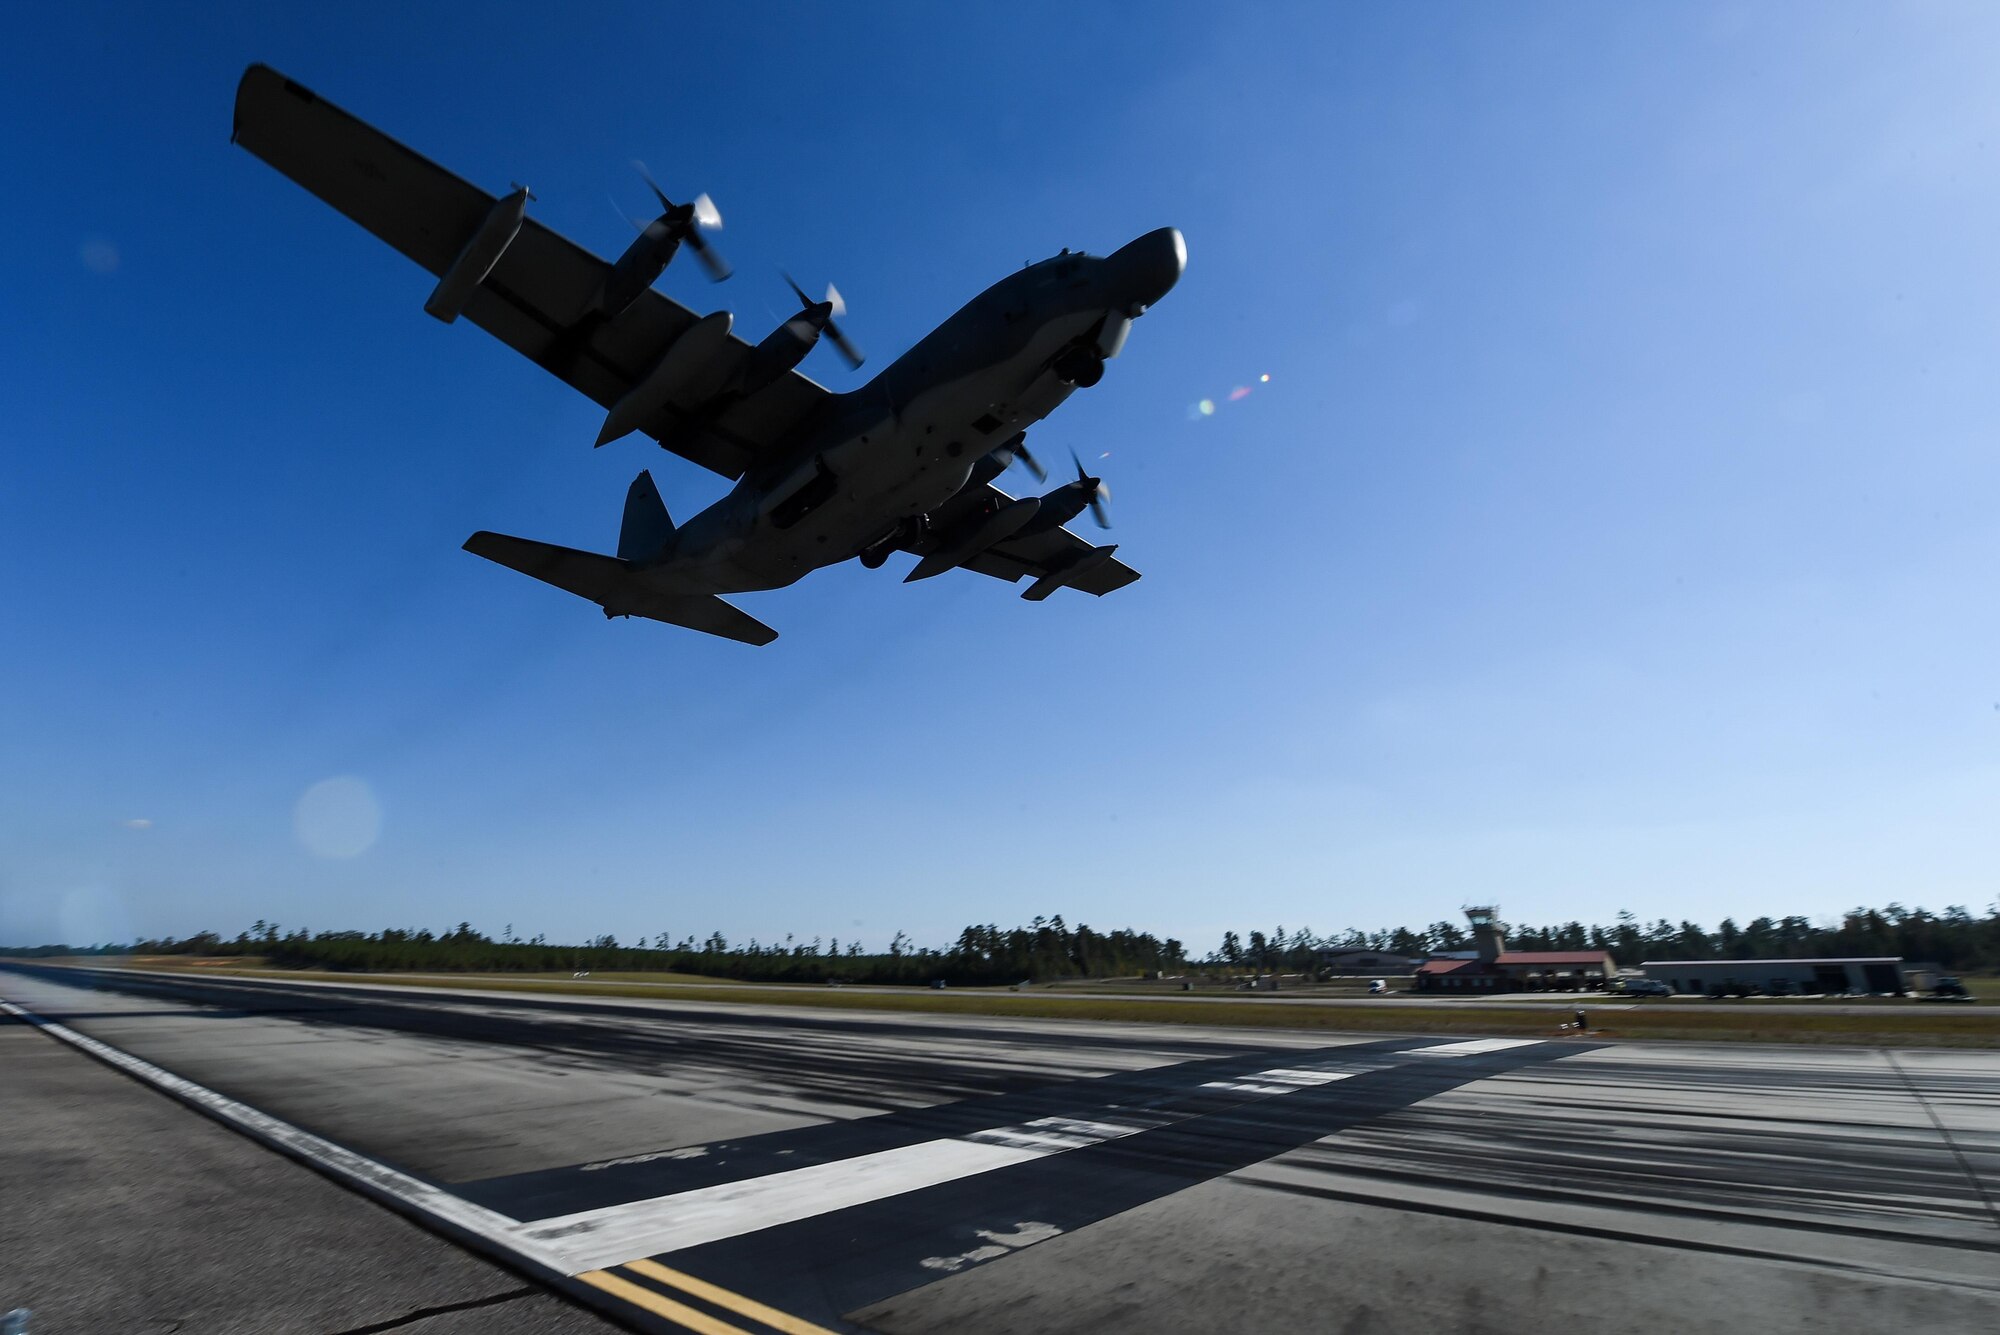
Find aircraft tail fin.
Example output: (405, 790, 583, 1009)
(463, 531, 777, 646)
(617, 470, 675, 563)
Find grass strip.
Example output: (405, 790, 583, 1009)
(78, 962, 2000, 1048)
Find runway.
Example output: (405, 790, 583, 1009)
(3, 962, 1995, 1334)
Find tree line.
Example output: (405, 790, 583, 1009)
(0, 915, 1187, 986)
(1208, 902, 2000, 974)
(4, 900, 1995, 980)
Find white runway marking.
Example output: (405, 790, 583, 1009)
(921, 1221, 1064, 1273)
(526, 1042, 1503, 1270)
(524, 1113, 1166, 1271)
(1406, 1037, 1543, 1056)
(1203, 1065, 1372, 1094)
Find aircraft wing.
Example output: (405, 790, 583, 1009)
(231, 64, 826, 480)
(933, 483, 1142, 596)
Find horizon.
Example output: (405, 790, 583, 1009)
(5, 897, 1985, 960)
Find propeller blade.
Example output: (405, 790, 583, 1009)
(781, 269, 812, 309)
(691, 191, 723, 230)
(609, 193, 647, 232)
(825, 320, 865, 370)
(631, 160, 672, 213)
(824, 282, 846, 319)
(1069, 450, 1110, 527)
(1012, 438, 1047, 483)
(685, 230, 731, 282)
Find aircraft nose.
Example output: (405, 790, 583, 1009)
(1109, 227, 1185, 308)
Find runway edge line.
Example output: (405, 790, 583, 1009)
(0, 996, 828, 1335)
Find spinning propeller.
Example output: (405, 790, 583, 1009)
(632, 161, 729, 281)
(993, 435, 1045, 482)
(1069, 449, 1111, 528)
(782, 271, 865, 370)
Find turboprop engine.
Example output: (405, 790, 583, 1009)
(730, 274, 865, 400)
(592, 163, 728, 317)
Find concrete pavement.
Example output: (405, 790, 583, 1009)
(3, 962, 1994, 1334)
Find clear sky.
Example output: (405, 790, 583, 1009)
(5, 2, 1998, 954)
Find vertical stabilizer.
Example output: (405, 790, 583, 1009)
(618, 470, 675, 564)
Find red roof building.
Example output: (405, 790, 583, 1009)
(1413, 910, 1616, 993)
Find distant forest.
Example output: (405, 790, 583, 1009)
(4, 901, 1996, 982)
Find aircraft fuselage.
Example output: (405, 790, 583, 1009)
(628, 228, 1184, 596)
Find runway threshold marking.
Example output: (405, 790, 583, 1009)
(516, 1045, 1529, 1271)
(1405, 1037, 1543, 1056)
(518, 1114, 1165, 1271)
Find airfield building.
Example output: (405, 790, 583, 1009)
(1412, 907, 1616, 993)
(1638, 957, 1907, 996)
(1314, 947, 1420, 976)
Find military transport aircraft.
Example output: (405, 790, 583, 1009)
(232, 64, 1183, 645)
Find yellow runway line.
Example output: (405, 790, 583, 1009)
(624, 1258, 841, 1335)
(577, 1268, 756, 1335)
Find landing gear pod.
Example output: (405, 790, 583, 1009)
(424, 186, 531, 324)
(904, 497, 1042, 582)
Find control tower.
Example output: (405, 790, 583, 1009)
(1465, 906, 1507, 963)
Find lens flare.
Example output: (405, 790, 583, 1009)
(294, 775, 382, 859)
(79, 239, 121, 274)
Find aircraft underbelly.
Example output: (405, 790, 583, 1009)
(656, 312, 1100, 595)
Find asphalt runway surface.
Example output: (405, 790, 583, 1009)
(3, 963, 1996, 1335)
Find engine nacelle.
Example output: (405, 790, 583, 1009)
(730, 316, 819, 402)
(424, 186, 531, 324)
(595, 311, 735, 446)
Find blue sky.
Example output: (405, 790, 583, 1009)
(5, 2, 1998, 953)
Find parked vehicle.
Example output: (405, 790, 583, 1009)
(1919, 976, 1974, 1003)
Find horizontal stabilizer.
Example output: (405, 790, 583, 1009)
(464, 532, 777, 645)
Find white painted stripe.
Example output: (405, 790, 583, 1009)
(1253, 1068, 1361, 1086)
(966, 1115, 1157, 1152)
(0, 1000, 571, 1273)
(519, 1139, 1043, 1271)
(523, 1108, 1184, 1272)
(1407, 1038, 1542, 1056)
(1203, 1063, 1369, 1095)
